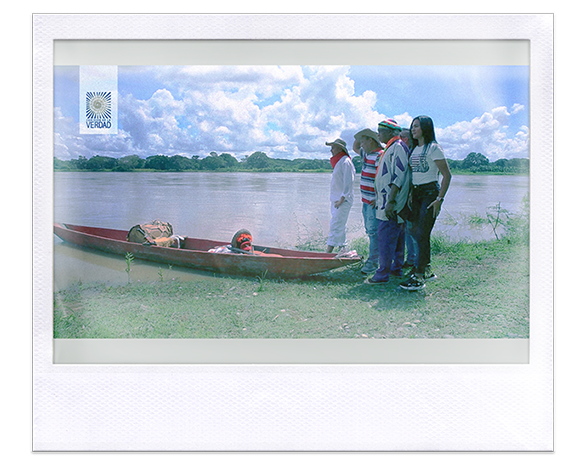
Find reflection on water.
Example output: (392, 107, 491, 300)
(433, 175, 529, 241)
(54, 172, 528, 287)
(54, 242, 219, 291)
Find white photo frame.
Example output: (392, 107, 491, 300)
(33, 14, 553, 451)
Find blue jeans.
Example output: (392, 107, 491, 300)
(410, 182, 439, 274)
(362, 202, 379, 266)
(370, 218, 405, 282)
(405, 220, 418, 266)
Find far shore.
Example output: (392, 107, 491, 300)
(54, 168, 528, 176)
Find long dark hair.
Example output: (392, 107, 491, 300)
(410, 115, 437, 150)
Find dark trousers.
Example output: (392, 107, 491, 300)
(370, 218, 405, 282)
(410, 182, 440, 275)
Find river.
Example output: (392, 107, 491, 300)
(53, 171, 528, 288)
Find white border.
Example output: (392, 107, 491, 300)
(53, 39, 530, 65)
(33, 14, 553, 451)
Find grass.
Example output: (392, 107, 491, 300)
(54, 233, 529, 339)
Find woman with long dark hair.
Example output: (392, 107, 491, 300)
(400, 116, 452, 291)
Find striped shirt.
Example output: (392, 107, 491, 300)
(359, 148, 382, 204)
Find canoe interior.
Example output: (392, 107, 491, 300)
(56, 223, 350, 260)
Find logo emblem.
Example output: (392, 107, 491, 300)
(86, 92, 112, 120)
(79, 66, 117, 134)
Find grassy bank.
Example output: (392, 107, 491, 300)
(54, 233, 529, 339)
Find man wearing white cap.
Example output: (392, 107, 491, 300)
(353, 128, 383, 275)
(325, 138, 355, 253)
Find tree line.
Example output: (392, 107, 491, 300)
(53, 150, 529, 174)
(446, 152, 529, 174)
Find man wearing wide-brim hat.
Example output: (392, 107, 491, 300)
(353, 128, 384, 275)
(354, 128, 382, 146)
(325, 138, 355, 253)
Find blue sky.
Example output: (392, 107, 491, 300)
(54, 65, 529, 162)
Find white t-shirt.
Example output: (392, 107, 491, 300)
(410, 142, 446, 185)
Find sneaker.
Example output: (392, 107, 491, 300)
(404, 266, 417, 277)
(423, 265, 437, 281)
(390, 269, 403, 277)
(365, 277, 389, 285)
(399, 274, 426, 291)
(360, 262, 378, 275)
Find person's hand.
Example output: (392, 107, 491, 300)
(427, 199, 442, 218)
(385, 201, 396, 219)
(334, 197, 345, 208)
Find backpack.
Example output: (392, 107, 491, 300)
(127, 220, 176, 247)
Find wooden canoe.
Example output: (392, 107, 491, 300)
(54, 223, 361, 278)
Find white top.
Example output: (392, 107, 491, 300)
(410, 142, 446, 185)
(330, 155, 355, 202)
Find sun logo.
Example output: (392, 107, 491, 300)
(86, 92, 112, 120)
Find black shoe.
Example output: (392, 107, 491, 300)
(404, 266, 417, 277)
(423, 265, 437, 281)
(399, 274, 426, 291)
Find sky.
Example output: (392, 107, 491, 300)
(54, 64, 529, 162)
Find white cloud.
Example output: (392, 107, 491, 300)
(511, 103, 525, 114)
(212, 65, 387, 158)
(438, 106, 529, 161)
(392, 113, 413, 130)
(119, 91, 192, 155)
(264, 67, 389, 155)
(54, 66, 529, 162)
(54, 107, 84, 160)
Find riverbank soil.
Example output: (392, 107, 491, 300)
(54, 236, 528, 339)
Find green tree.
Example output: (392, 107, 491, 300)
(245, 151, 270, 169)
(115, 155, 145, 171)
(461, 152, 490, 170)
(167, 155, 195, 171)
(506, 158, 529, 173)
(200, 155, 225, 170)
(219, 153, 239, 168)
(71, 156, 89, 170)
(144, 155, 171, 170)
(446, 159, 462, 170)
(54, 157, 71, 171)
(86, 155, 118, 171)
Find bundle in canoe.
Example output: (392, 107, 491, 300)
(53, 223, 361, 278)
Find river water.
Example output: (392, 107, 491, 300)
(53, 172, 528, 288)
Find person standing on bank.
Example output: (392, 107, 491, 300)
(366, 119, 411, 284)
(325, 138, 355, 253)
(399, 128, 418, 271)
(352, 128, 383, 275)
(400, 115, 452, 291)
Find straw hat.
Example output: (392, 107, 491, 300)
(325, 138, 349, 153)
(354, 128, 381, 145)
